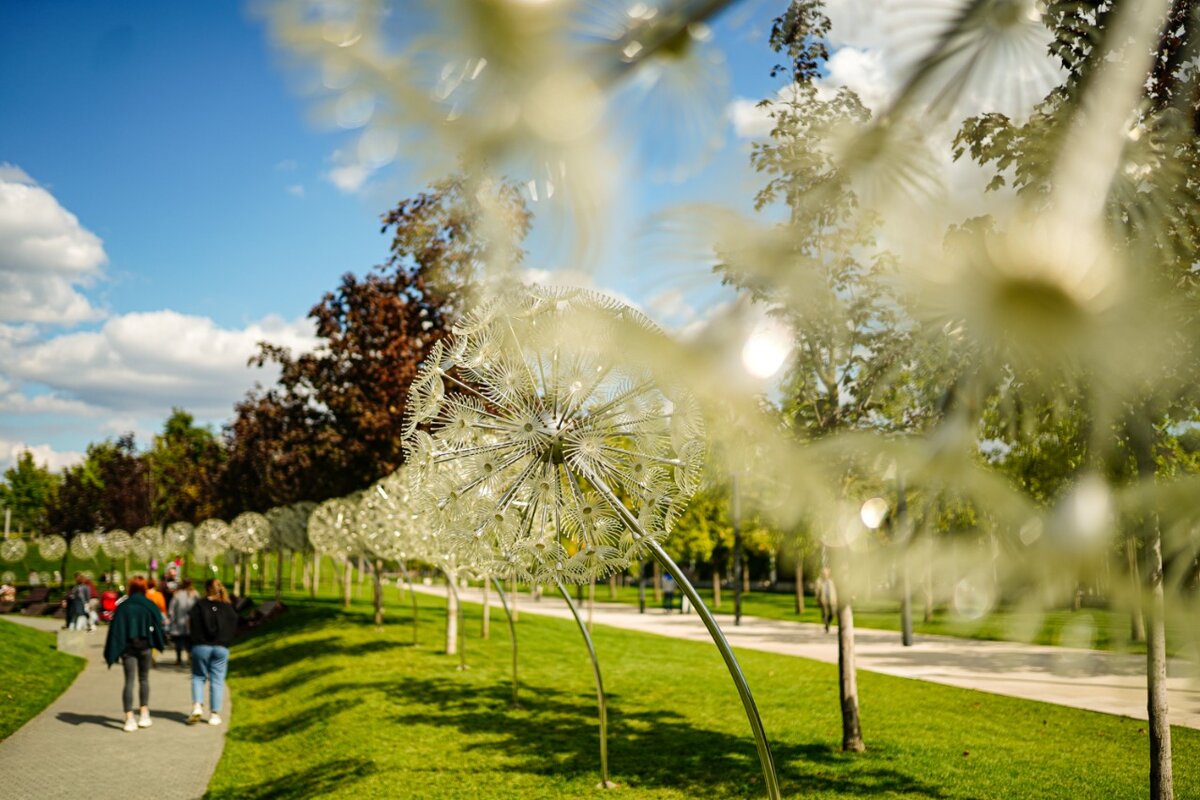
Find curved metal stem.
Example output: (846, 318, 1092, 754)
(400, 560, 419, 646)
(555, 580, 614, 789)
(582, 467, 780, 799)
(491, 576, 520, 707)
(646, 539, 781, 800)
(447, 577, 467, 670)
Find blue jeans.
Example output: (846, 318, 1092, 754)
(190, 644, 229, 712)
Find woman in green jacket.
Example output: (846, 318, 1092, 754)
(103, 575, 167, 732)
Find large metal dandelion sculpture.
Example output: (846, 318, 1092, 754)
(404, 285, 780, 798)
(1, 538, 28, 563)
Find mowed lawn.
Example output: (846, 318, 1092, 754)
(0, 618, 84, 740)
(207, 589, 1199, 799)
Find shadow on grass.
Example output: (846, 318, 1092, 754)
(321, 675, 959, 799)
(204, 757, 377, 800)
(228, 696, 365, 742)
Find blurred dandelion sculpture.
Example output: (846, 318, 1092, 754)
(405, 285, 778, 797)
(193, 519, 230, 569)
(38, 534, 67, 562)
(1, 538, 27, 564)
(70, 532, 100, 561)
(230, 512, 272, 597)
(359, 471, 426, 640)
(308, 497, 361, 609)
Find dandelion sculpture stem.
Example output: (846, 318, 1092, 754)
(447, 578, 467, 671)
(400, 560, 420, 646)
(586, 470, 781, 800)
(491, 576, 520, 707)
(554, 579, 614, 790)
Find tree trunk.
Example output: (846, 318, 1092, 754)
(342, 559, 352, 609)
(794, 559, 804, 615)
(608, 574, 618, 600)
(769, 550, 777, 587)
(923, 560, 933, 623)
(446, 570, 459, 655)
(742, 558, 750, 593)
(1147, 527, 1173, 800)
(652, 560, 662, 602)
(292, 552, 299, 593)
(481, 578, 491, 640)
(837, 596, 865, 752)
(373, 559, 384, 627)
(275, 549, 284, 603)
(1127, 536, 1146, 642)
(712, 568, 721, 609)
(310, 552, 319, 598)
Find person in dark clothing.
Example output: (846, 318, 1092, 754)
(103, 575, 167, 732)
(65, 573, 91, 631)
(187, 578, 238, 726)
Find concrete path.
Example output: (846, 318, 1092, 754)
(417, 585, 1200, 730)
(0, 615, 228, 800)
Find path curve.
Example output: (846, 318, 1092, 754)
(416, 584, 1200, 730)
(0, 616, 228, 799)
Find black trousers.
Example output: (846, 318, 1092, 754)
(173, 634, 191, 662)
(121, 649, 152, 712)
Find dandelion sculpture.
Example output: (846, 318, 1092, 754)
(404, 285, 779, 797)
(37, 534, 67, 563)
(193, 519, 231, 568)
(308, 497, 359, 607)
(359, 471, 425, 641)
(229, 512, 271, 597)
(165, 522, 194, 560)
(100, 530, 131, 560)
(1, 538, 27, 563)
(267, 504, 310, 600)
(70, 532, 100, 561)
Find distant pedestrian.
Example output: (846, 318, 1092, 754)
(661, 573, 675, 611)
(103, 576, 167, 732)
(168, 578, 199, 666)
(65, 573, 92, 631)
(145, 578, 168, 619)
(187, 579, 238, 726)
(816, 567, 838, 634)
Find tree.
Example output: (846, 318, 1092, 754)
(952, 5, 1200, 794)
(146, 409, 224, 525)
(0, 451, 58, 534)
(248, 177, 532, 497)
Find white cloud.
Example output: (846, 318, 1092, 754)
(0, 165, 107, 324)
(6, 310, 318, 417)
(0, 439, 83, 472)
(325, 148, 376, 193)
(816, 47, 894, 112)
(286, 184, 305, 197)
(646, 288, 697, 326)
(727, 97, 774, 139)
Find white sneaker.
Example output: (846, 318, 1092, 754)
(208, 713, 222, 726)
(138, 710, 152, 728)
(123, 716, 138, 732)
(187, 704, 204, 725)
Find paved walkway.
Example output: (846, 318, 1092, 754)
(0, 616, 228, 799)
(417, 585, 1200, 730)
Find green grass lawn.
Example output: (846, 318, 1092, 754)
(0, 619, 85, 741)
(206, 588, 1199, 799)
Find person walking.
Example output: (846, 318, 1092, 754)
(145, 578, 168, 619)
(168, 578, 199, 666)
(187, 578, 238, 726)
(103, 576, 167, 732)
(816, 567, 838, 634)
(65, 573, 91, 631)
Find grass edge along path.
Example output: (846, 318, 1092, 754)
(0, 618, 85, 741)
(206, 590, 1199, 799)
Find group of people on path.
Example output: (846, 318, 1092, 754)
(102, 576, 238, 733)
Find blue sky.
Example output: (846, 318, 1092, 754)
(0, 0, 788, 471)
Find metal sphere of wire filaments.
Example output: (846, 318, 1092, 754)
(38, 535, 67, 561)
(70, 532, 100, 560)
(403, 286, 706, 585)
(358, 471, 423, 562)
(308, 498, 358, 560)
(100, 530, 132, 559)
(1, 538, 28, 563)
(230, 512, 271, 554)
(134, 526, 163, 560)
(193, 519, 231, 561)
(165, 522, 194, 551)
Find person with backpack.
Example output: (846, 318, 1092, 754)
(103, 576, 167, 732)
(187, 578, 238, 726)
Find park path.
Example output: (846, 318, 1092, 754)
(416, 584, 1200, 730)
(0, 615, 227, 800)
